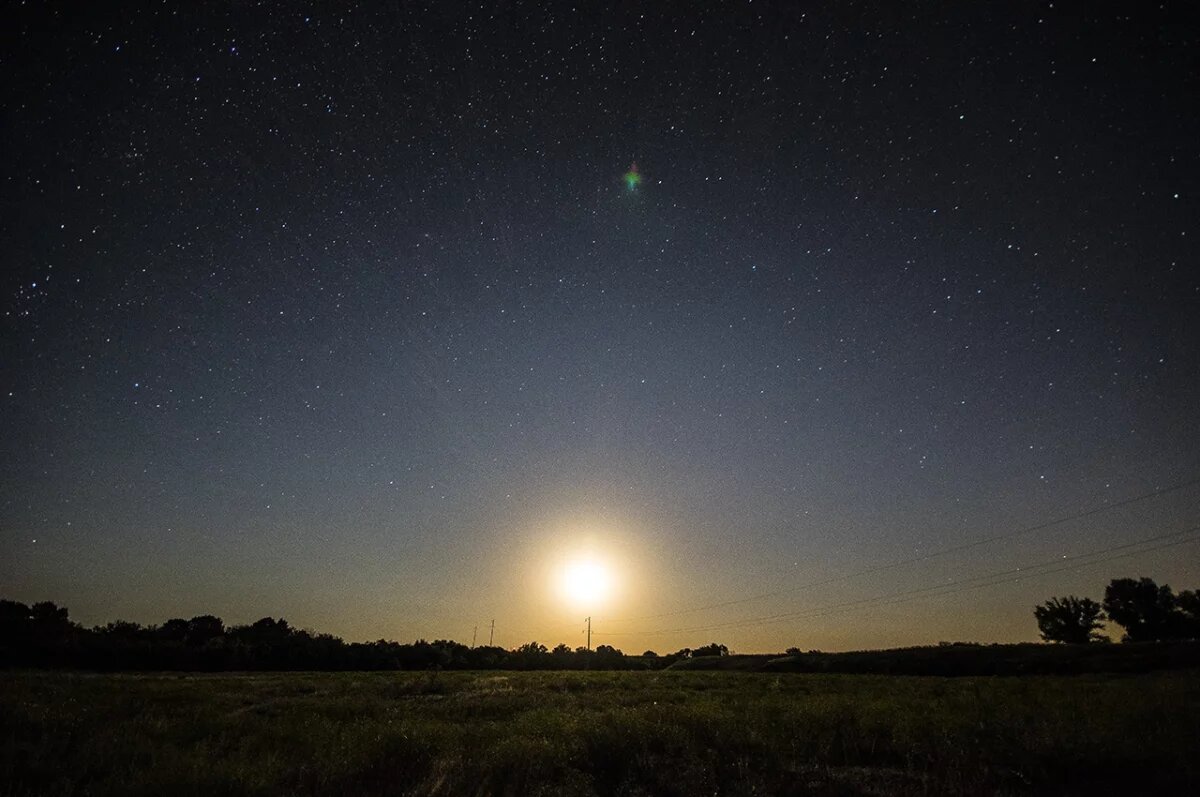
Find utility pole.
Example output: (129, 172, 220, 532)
(489, 619, 495, 647)
(586, 616, 591, 651)
(472, 625, 477, 648)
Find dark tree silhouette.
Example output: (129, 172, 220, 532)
(0, 600, 35, 663)
(158, 618, 189, 642)
(30, 601, 69, 626)
(1034, 596, 1106, 643)
(0, 596, 669, 671)
(593, 644, 624, 664)
(99, 620, 145, 638)
(25, 586, 1198, 672)
(0, 600, 32, 641)
(693, 642, 729, 657)
(1103, 577, 1181, 642)
(30, 601, 75, 652)
(186, 615, 225, 646)
(1177, 590, 1200, 638)
(246, 617, 291, 639)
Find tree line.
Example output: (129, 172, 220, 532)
(6, 574, 1193, 671)
(1035, 576, 1200, 644)
(0, 599, 729, 671)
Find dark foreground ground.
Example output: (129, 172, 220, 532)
(3, 670, 1198, 796)
(670, 640, 1200, 675)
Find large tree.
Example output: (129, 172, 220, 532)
(1177, 590, 1200, 638)
(1034, 596, 1106, 643)
(1102, 577, 1180, 642)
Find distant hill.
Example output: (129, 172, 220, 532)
(667, 641, 1200, 676)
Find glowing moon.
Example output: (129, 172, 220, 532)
(559, 558, 613, 608)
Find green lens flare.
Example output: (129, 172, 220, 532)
(623, 162, 642, 191)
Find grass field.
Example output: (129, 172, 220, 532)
(3, 669, 1199, 795)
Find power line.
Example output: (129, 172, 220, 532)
(594, 524, 1200, 637)
(599, 529, 1200, 637)
(602, 475, 1200, 626)
(872, 533, 1200, 612)
(779, 530, 1200, 628)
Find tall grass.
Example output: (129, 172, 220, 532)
(3, 670, 1198, 795)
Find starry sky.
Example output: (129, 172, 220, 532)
(3, 2, 1198, 653)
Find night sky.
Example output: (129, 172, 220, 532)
(3, 2, 1198, 653)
